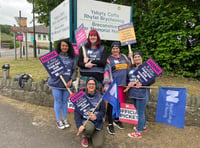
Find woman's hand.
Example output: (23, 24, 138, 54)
(84, 57, 89, 63)
(85, 60, 96, 68)
(128, 82, 134, 87)
(135, 82, 142, 88)
(66, 79, 72, 88)
(78, 125, 85, 133)
(88, 111, 97, 121)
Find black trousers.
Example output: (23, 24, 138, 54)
(107, 103, 119, 124)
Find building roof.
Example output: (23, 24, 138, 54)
(28, 25, 49, 34)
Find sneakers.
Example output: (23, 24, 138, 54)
(128, 131, 142, 138)
(133, 126, 147, 132)
(56, 120, 65, 130)
(62, 119, 70, 128)
(107, 124, 115, 135)
(81, 135, 88, 147)
(113, 121, 124, 129)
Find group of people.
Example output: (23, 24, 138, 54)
(47, 29, 154, 148)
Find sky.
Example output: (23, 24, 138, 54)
(0, 0, 40, 27)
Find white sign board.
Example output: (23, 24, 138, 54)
(76, 0, 132, 41)
(51, 0, 70, 41)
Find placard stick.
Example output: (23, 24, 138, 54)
(59, 75, 73, 95)
(124, 85, 158, 93)
(128, 44, 134, 64)
(76, 98, 103, 136)
(82, 45, 88, 63)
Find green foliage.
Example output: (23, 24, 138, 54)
(28, 0, 200, 79)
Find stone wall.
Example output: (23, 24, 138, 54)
(0, 77, 199, 127)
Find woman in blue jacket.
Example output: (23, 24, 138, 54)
(127, 51, 154, 138)
(75, 77, 106, 148)
(48, 39, 76, 129)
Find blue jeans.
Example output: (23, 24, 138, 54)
(132, 90, 149, 133)
(52, 88, 69, 121)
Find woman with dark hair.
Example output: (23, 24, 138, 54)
(75, 77, 106, 148)
(48, 39, 76, 129)
(78, 29, 107, 93)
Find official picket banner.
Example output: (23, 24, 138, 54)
(75, 24, 88, 49)
(119, 103, 138, 124)
(50, 0, 71, 41)
(75, 0, 133, 41)
(70, 91, 93, 115)
(156, 87, 187, 129)
(133, 58, 163, 86)
(118, 22, 136, 46)
(39, 51, 67, 79)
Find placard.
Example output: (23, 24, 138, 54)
(118, 22, 136, 46)
(133, 58, 163, 86)
(39, 51, 67, 79)
(70, 91, 93, 115)
(16, 34, 23, 41)
(75, 24, 88, 49)
(72, 43, 79, 55)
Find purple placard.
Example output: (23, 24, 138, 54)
(75, 24, 88, 49)
(133, 58, 163, 85)
(70, 91, 93, 115)
(16, 34, 23, 41)
(39, 51, 67, 79)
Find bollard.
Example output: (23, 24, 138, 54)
(2, 64, 10, 79)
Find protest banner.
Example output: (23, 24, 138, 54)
(156, 87, 187, 129)
(118, 22, 136, 64)
(133, 58, 163, 86)
(75, 24, 88, 59)
(39, 51, 72, 94)
(119, 103, 138, 124)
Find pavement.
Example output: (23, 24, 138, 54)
(0, 95, 200, 148)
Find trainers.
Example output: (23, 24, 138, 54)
(62, 119, 70, 128)
(56, 120, 65, 129)
(81, 135, 88, 147)
(128, 131, 142, 138)
(107, 124, 115, 135)
(133, 126, 147, 132)
(113, 121, 124, 129)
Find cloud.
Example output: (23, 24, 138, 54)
(0, 0, 37, 26)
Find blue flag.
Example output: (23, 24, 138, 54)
(102, 78, 120, 118)
(156, 87, 187, 129)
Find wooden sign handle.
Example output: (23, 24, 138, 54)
(128, 44, 134, 64)
(59, 75, 73, 95)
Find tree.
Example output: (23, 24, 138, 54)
(27, 0, 64, 26)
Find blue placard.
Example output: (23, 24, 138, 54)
(39, 51, 67, 79)
(156, 87, 187, 129)
(133, 58, 163, 86)
(70, 91, 93, 115)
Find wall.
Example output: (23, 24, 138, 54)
(0, 77, 199, 127)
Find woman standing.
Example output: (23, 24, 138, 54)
(78, 29, 107, 93)
(103, 42, 129, 135)
(127, 51, 153, 138)
(75, 77, 106, 148)
(48, 39, 76, 129)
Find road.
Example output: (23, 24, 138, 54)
(0, 48, 49, 58)
(0, 95, 200, 148)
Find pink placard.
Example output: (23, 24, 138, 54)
(72, 43, 79, 55)
(75, 24, 87, 49)
(16, 34, 23, 41)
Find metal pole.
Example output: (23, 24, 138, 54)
(25, 33, 28, 60)
(19, 10, 22, 58)
(33, 0, 37, 57)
